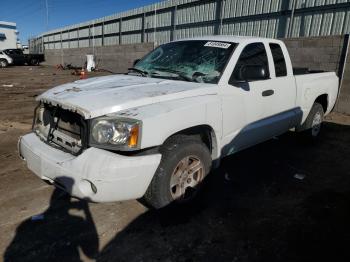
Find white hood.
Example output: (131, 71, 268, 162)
(38, 74, 217, 119)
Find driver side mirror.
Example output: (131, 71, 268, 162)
(229, 65, 268, 85)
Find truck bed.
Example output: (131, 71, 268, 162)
(294, 71, 338, 122)
(293, 67, 329, 75)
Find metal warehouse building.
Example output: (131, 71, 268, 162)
(29, 0, 350, 52)
(27, 0, 350, 116)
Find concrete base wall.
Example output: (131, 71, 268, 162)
(44, 36, 350, 114)
(44, 43, 154, 73)
(283, 35, 345, 74)
(282, 35, 350, 114)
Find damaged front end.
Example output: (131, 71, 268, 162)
(32, 103, 89, 155)
(20, 102, 162, 202)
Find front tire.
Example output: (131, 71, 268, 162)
(0, 59, 8, 68)
(143, 135, 212, 209)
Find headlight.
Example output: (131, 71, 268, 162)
(89, 117, 141, 150)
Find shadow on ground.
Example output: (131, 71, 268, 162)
(4, 178, 99, 262)
(5, 122, 350, 262)
(98, 122, 350, 262)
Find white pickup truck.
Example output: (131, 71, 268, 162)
(19, 36, 338, 208)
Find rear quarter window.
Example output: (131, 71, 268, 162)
(269, 43, 287, 77)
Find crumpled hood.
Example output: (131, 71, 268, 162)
(38, 74, 217, 119)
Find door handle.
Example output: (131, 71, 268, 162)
(262, 89, 274, 97)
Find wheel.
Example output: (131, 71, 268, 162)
(143, 135, 212, 209)
(0, 59, 8, 68)
(30, 58, 39, 66)
(299, 102, 324, 139)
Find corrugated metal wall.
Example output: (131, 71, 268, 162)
(29, 0, 350, 53)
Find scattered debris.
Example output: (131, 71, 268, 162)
(86, 54, 95, 72)
(294, 173, 306, 180)
(56, 64, 64, 70)
(80, 69, 87, 79)
(56, 63, 81, 70)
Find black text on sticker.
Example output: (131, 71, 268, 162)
(204, 42, 232, 49)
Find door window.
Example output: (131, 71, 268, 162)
(230, 43, 270, 82)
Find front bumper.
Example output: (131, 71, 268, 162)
(19, 133, 161, 202)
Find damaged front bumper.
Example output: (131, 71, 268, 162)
(19, 133, 161, 202)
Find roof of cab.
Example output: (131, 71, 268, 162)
(175, 35, 283, 45)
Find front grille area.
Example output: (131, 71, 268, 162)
(33, 103, 87, 155)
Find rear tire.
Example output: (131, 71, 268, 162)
(30, 58, 39, 66)
(0, 59, 8, 68)
(298, 102, 324, 139)
(143, 135, 212, 209)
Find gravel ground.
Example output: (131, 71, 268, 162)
(0, 66, 350, 262)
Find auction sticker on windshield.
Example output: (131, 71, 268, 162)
(204, 42, 232, 49)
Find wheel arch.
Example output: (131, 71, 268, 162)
(315, 94, 328, 113)
(163, 124, 219, 161)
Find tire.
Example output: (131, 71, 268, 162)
(299, 102, 324, 139)
(143, 135, 212, 209)
(30, 58, 39, 66)
(0, 59, 8, 68)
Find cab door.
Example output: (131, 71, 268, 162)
(220, 42, 275, 155)
(261, 42, 297, 135)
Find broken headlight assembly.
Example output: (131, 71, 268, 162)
(89, 117, 142, 151)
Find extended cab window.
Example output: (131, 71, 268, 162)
(269, 43, 287, 77)
(231, 43, 270, 82)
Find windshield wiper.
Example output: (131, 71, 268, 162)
(128, 67, 148, 77)
(152, 67, 192, 82)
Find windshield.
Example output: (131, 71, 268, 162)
(133, 40, 236, 84)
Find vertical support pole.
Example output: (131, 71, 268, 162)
(141, 13, 146, 43)
(60, 30, 63, 65)
(153, 4, 157, 47)
(119, 18, 122, 45)
(41, 36, 44, 54)
(92, 23, 95, 56)
(88, 25, 90, 48)
(287, 0, 296, 38)
(102, 21, 105, 46)
(170, 5, 177, 41)
(277, 0, 291, 38)
(214, 0, 223, 35)
(68, 30, 70, 49)
(77, 27, 80, 48)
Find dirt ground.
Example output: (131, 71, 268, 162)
(0, 66, 350, 262)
